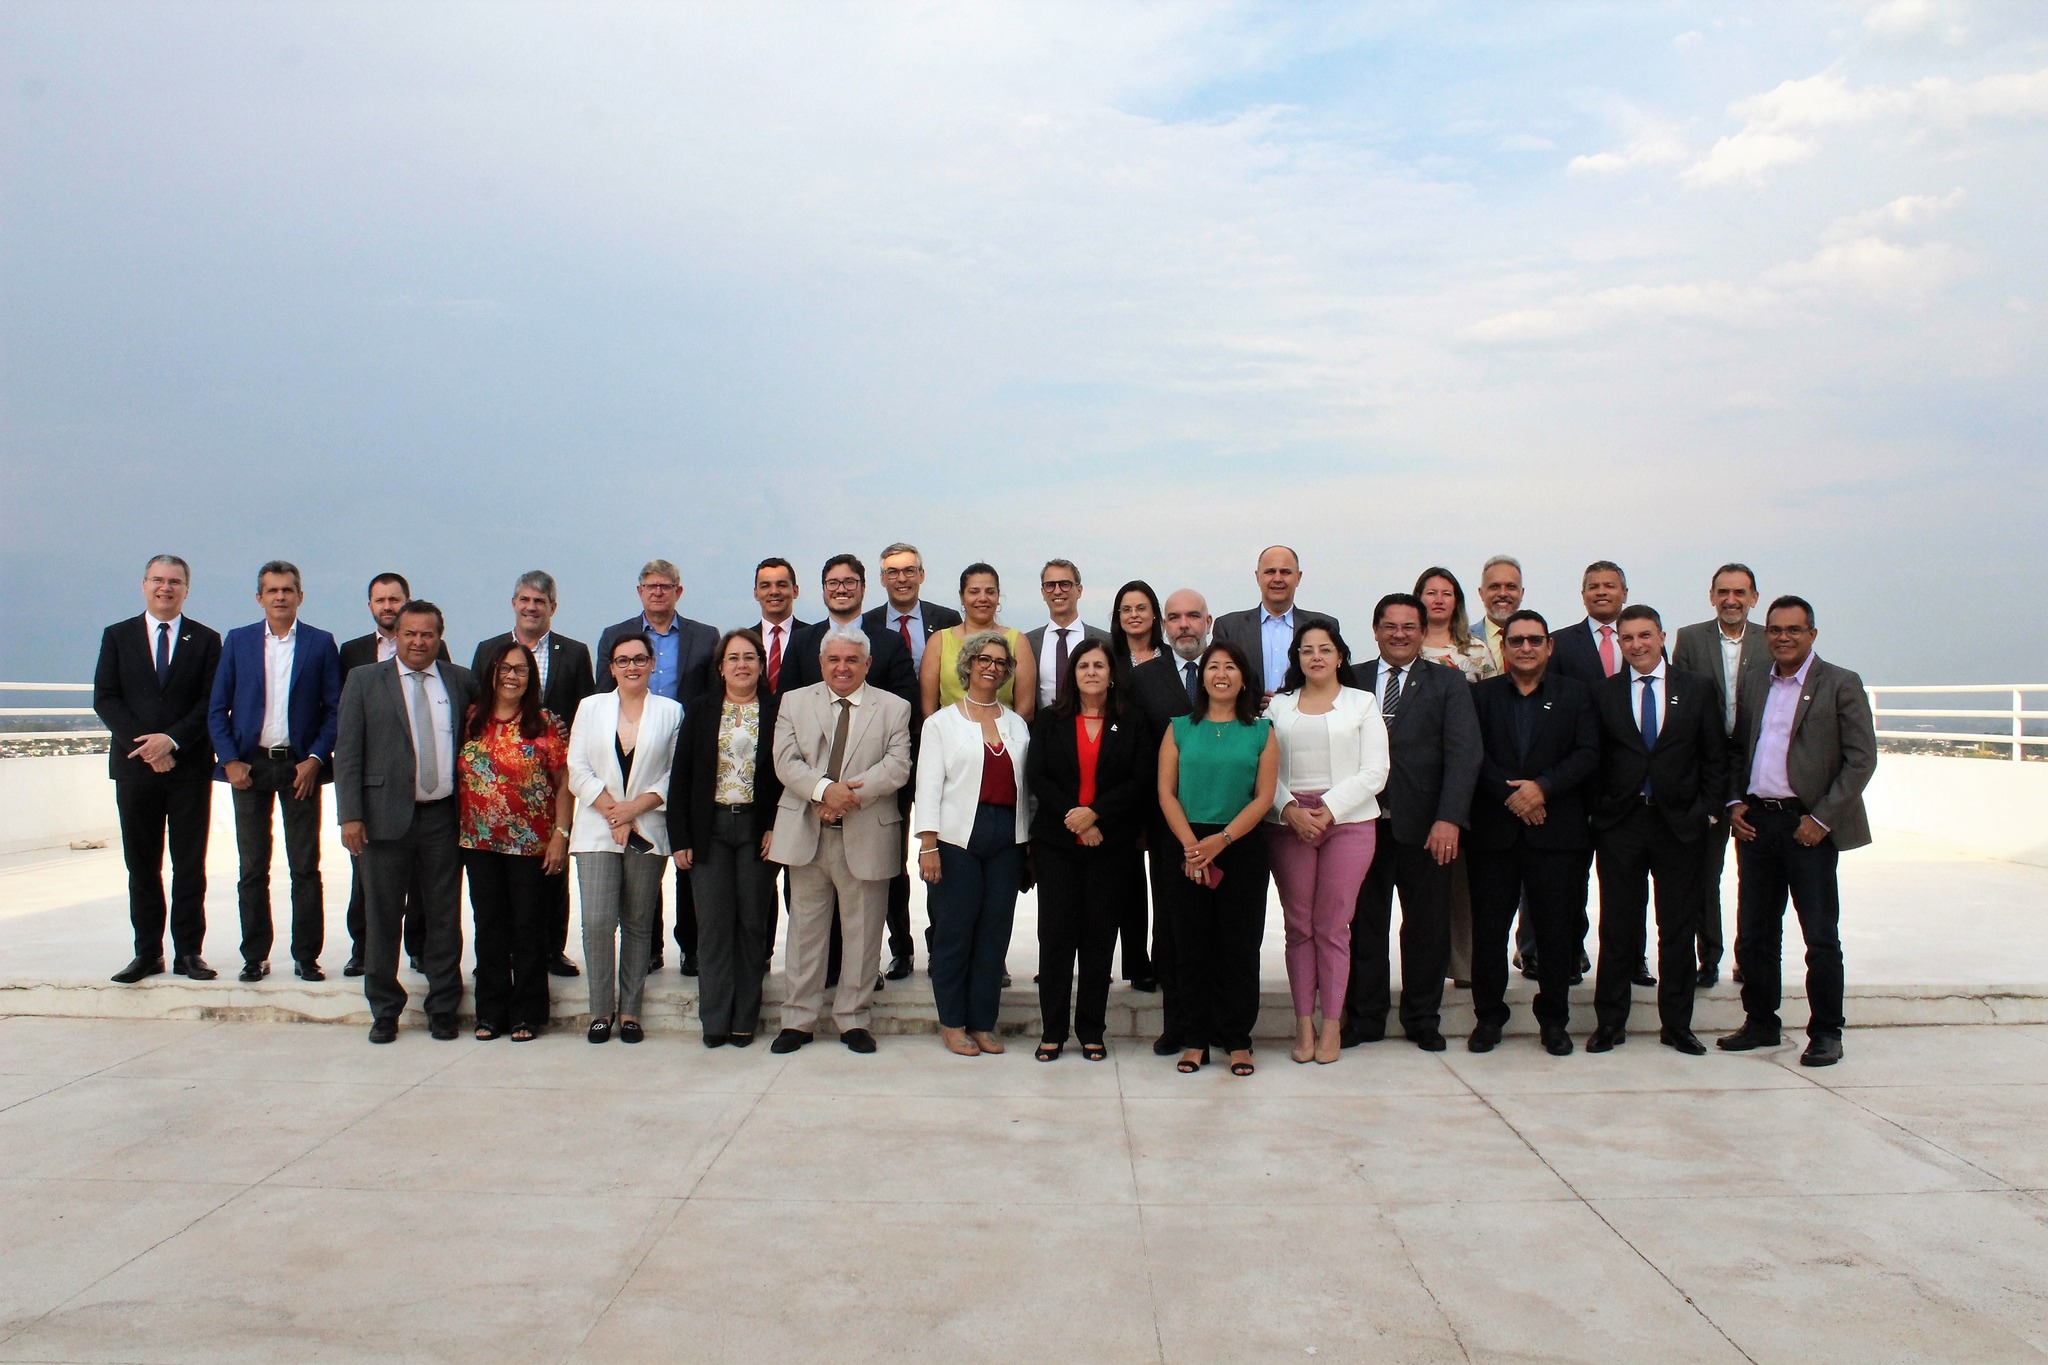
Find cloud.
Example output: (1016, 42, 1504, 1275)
(1499, 133, 1557, 152)
(1862, 0, 1967, 46)
(1821, 188, 1964, 240)
(1566, 127, 1689, 176)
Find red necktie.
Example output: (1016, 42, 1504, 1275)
(1597, 625, 1617, 677)
(897, 614, 914, 653)
(767, 625, 783, 691)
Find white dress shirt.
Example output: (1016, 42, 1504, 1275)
(1038, 621, 1083, 708)
(399, 661, 455, 802)
(1717, 628, 1744, 734)
(810, 684, 868, 803)
(146, 612, 183, 667)
(760, 618, 794, 680)
(1375, 656, 1411, 715)
(259, 621, 298, 749)
(1588, 617, 1620, 677)
(376, 631, 398, 663)
(1630, 659, 1669, 742)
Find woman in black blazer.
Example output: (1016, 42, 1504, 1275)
(1027, 638, 1154, 1060)
(668, 629, 784, 1047)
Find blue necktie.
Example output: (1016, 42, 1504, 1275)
(155, 622, 171, 688)
(1639, 674, 1658, 795)
(1184, 660, 1200, 707)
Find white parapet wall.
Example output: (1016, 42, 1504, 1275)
(0, 754, 119, 856)
(1866, 753, 2048, 868)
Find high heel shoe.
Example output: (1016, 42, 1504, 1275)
(1034, 1042, 1063, 1063)
(1080, 1042, 1107, 1062)
(1229, 1050, 1255, 1077)
(1175, 1046, 1210, 1074)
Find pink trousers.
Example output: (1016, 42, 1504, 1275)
(1264, 803, 1377, 1019)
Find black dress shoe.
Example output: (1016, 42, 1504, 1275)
(549, 954, 581, 978)
(1695, 965, 1719, 989)
(703, 1033, 730, 1049)
(681, 955, 699, 978)
(1340, 1025, 1384, 1049)
(1467, 1024, 1502, 1053)
(1632, 958, 1657, 988)
(1129, 976, 1159, 993)
(619, 1020, 644, 1044)
(647, 953, 664, 973)
(1408, 1028, 1447, 1053)
(342, 955, 364, 977)
(1587, 1026, 1626, 1053)
(173, 955, 217, 980)
(1800, 1035, 1844, 1067)
(875, 975, 886, 993)
(1518, 952, 1540, 981)
(729, 1031, 755, 1048)
(886, 954, 913, 981)
(368, 1017, 398, 1044)
(294, 961, 325, 982)
(428, 1013, 458, 1041)
(1540, 1026, 1574, 1056)
(770, 1028, 813, 1054)
(1151, 1035, 1179, 1057)
(111, 956, 165, 984)
(238, 960, 269, 983)
(1661, 1027, 1707, 1055)
(1001, 974, 1012, 988)
(843, 1028, 877, 1053)
(1579, 949, 1592, 973)
(1716, 1021, 1782, 1052)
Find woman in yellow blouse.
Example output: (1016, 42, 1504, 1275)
(920, 562, 1038, 722)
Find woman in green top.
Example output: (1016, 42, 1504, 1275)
(920, 562, 1039, 723)
(1157, 640, 1279, 1076)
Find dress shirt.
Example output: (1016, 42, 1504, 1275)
(1747, 654, 1814, 805)
(1717, 627, 1744, 734)
(519, 632, 552, 692)
(259, 621, 297, 749)
(1260, 607, 1297, 694)
(891, 603, 928, 671)
(1588, 617, 1620, 677)
(759, 617, 794, 686)
(1039, 621, 1082, 708)
(1630, 659, 1668, 744)
(400, 661, 456, 802)
(642, 615, 681, 703)
(1176, 653, 1203, 707)
(1376, 656, 1410, 715)
(376, 632, 398, 663)
(147, 612, 184, 667)
(809, 684, 868, 803)
(1479, 617, 1505, 673)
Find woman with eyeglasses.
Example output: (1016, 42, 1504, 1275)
(1415, 566, 1498, 683)
(920, 562, 1038, 723)
(916, 629, 1033, 1057)
(668, 629, 782, 1048)
(1157, 640, 1279, 1076)
(457, 639, 573, 1042)
(567, 633, 681, 1044)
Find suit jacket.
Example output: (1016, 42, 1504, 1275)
(93, 614, 223, 783)
(768, 682, 913, 880)
(1212, 605, 1341, 693)
(1467, 671, 1599, 852)
(332, 659, 480, 840)
(598, 614, 719, 709)
(1345, 656, 1482, 846)
(1549, 617, 1616, 688)
(1025, 622, 1112, 687)
(1672, 619, 1766, 737)
(785, 619, 917, 711)
(1589, 666, 1727, 839)
(340, 632, 447, 679)
(1026, 707, 1155, 847)
(469, 632, 596, 733)
(667, 689, 784, 852)
(752, 618, 814, 697)
(1729, 655, 1877, 850)
(1126, 653, 1197, 736)
(207, 622, 343, 779)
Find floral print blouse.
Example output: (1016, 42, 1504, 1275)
(1421, 638, 1499, 683)
(457, 714, 569, 854)
(714, 700, 761, 805)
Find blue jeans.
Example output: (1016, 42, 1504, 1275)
(929, 803, 1022, 1031)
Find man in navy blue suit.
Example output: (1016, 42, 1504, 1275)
(207, 560, 342, 982)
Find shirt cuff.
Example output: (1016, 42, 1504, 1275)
(1810, 816, 1830, 832)
(811, 778, 833, 803)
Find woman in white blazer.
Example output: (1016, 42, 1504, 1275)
(567, 634, 682, 1045)
(1264, 620, 1389, 1064)
(915, 630, 1033, 1058)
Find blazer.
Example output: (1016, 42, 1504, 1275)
(667, 690, 784, 853)
(565, 691, 683, 855)
(93, 614, 223, 783)
(1026, 707, 1154, 847)
(784, 619, 918, 711)
(469, 632, 596, 733)
(1588, 666, 1727, 839)
(1212, 605, 1341, 694)
(597, 614, 719, 709)
(1344, 657, 1482, 845)
(333, 659, 480, 840)
(1264, 687, 1390, 826)
(1126, 653, 1197, 736)
(862, 601, 964, 677)
(1729, 655, 1877, 850)
(914, 703, 1033, 849)
(1467, 671, 1599, 853)
(340, 632, 447, 679)
(1672, 619, 1767, 737)
(207, 621, 343, 779)
(770, 682, 913, 880)
(1025, 622, 1112, 684)
(1548, 617, 1616, 688)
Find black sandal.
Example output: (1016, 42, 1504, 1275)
(474, 1023, 503, 1041)
(1081, 1042, 1107, 1062)
(1035, 1042, 1063, 1063)
(1176, 1047, 1210, 1074)
(619, 1020, 644, 1044)
(509, 1024, 537, 1042)
(1230, 1056, 1255, 1077)
(587, 1016, 613, 1044)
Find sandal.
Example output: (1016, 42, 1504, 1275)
(1176, 1046, 1209, 1074)
(1034, 1042, 1063, 1063)
(1081, 1042, 1107, 1062)
(509, 1025, 537, 1043)
(1230, 1051, 1255, 1077)
(474, 1023, 503, 1041)
(619, 1019, 644, 1044)
(587, 1016, 613, 1044)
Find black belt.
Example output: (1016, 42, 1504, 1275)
(258, 745, 295, 758)
(1744, 795, 1806, 813)
(715, 801, 755, 813)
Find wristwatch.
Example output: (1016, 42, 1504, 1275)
(1219, 830, 1234, 846)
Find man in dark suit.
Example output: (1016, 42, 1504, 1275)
(1719, 595, 1877, 1067)
(1671, 563, 1766, 987)
(1466, 610, 1600, 1055)
(471, 569, 596, 978)
(1025, 558, 1112, 711)
(207, 560, 342, 983)
(335, 600, 478, 1044)
(93, 554, 224, 983)
(863, 542, 963, 979)
(1211, 545, 1340, 712)
(1341, 593, 1481, 1052)
(1587, 605, 1726, 1056)
(1549, 559, 1628, 688)
(598, 558, 719, 974)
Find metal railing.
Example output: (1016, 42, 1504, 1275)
(0, 683, 107, 742)
(1865, 684, 2048, 761)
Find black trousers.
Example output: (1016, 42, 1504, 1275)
(1346, 823, 1453, 1038)
(361, 799, 465, 1021)
(464, 849, 552, 1030)
(114, 773, 211, 959)
(1161, 824, 1269, 1052)
(1469, 843, 1588, 1032)
(1033, 839, 1135, 1045)
(693, 806, 777, 1036)
(547, 865, 573, 960)
(347, 853, 423, 962)
(1593, 805, 1699, 1034)
(1145, 822, 1184, 1042)
(649, 863, 697, 962)
(231, 753, 324, 966)
(1696, 814, 1734, 970)
(1735, 805, 1846, 1039)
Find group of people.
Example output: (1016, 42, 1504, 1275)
(92, 541, 1876, 1067)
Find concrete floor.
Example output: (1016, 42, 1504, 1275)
(2, 1015, 2047, 1363)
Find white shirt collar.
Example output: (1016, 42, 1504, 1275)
(1630, 659, 1668, 684)
(826, 684, 866, 707)
(266, 619, 298, 643)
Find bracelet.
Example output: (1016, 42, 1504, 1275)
(1219, 830, 1234, 846)
(918, 848, 940, 858)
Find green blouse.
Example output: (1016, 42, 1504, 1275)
(1171, 714, 1271, 825)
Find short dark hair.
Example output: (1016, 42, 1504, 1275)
(1280, 619, 1354, 694)
(959, 562, 1000, 593)
(144, 554, 191, 583)
(1372, 592, 1424, 629)
(1048, 636, 1124, 723)
(1617, 603, 1662, 629)
(754, 557, 795, 582)
(257, 559, 302, 592)
(1582, 560, 1627, 590)
(1191, 641, 1260, 725)
(1040, 558, 1080, 586)
(821, 553, 865, 584)
(367, 572, 410, 599)
(466, 639, 548, 742)
(397, 599, 444, 632)
(1712, 562, 1757, 592)
(1502, 608, 1550, 638)
(1767, 595, 1815, 628)
(608, 631, 658, 666)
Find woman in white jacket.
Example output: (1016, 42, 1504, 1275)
(1265, 621, 1389, 1064)
(567, 634, 681, 1045)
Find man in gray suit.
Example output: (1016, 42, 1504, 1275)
(1671, 562, 1767, 987)
(336, 601, 478, 1044)
(768, 627, 913, 1054)
(1211, 545, 1340, 712)
(1718, 595, 1876, 1067)
(1025, 558, 1112, 711)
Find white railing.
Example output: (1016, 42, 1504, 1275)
(0, 683, 108, 742)
(1865, 684, 2048, 762)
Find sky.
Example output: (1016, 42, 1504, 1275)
(3, 0, 2044, 685)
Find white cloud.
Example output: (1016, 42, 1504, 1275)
(1681, 129, 1817, 187)
(1500, 133, 1557, 151)
(1822, 189, 1965, 240)
(1673, 30, 1705, 52)
(1566, 127, 1689, 176)
(1863, 0, 1967, 46)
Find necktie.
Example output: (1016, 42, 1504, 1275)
(1598, 625, 1617, 677)
(154, 621, 171, 688)
(1639, 674, 1658, 796)
(411, 670, 440, 794)
(1183, 660, 1200, 707)
(897, 614, 914, 655)
(1054, 628, 1069, 702)
(825, 697, 851, 781)
(767, 625, 783, 692)
(1382, 665, 1404, 722)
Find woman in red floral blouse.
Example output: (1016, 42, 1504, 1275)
(459, 639, 572, 1041)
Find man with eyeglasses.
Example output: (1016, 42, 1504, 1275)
(1025, 559, 1110, 711)
(1464, 610, 1599, 1056)
(599, 559, 719, 975)
(1718, 596, 1875, 1067)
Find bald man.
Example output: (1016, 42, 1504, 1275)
(1212, 546, 1341, 712)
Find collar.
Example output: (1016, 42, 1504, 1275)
(265, 620, 298, 643)
(892, 601, 924, 622)
(760, 618, 791, 638)
(826, 684, 867, 707)
(147, 612, 182, 634)
(1772, 653, 1816, 686)
(516, 631, 550, 653)
(1261, 607, 1295, 627)
(641, 614, 678, 637)
(1376, 654, 1413, 675)
(1590, 617, 1617, 635)
(400, 660, 440, 683)
(1719, 621, 1748, 643)
(1629, 660, 1668, 685)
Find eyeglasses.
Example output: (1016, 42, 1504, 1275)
(1041, 579, 1076, 592)
(1505, 635, 1547, 648)
(612, 655, 653, 668)
(822, 577, 864, 591)
(879, 566, 921, 579)
(722, 651, 760, 665)
(1764, 625, 1811, 637)
(971, 654, 1014, 671)
(495, 664, 531, 678)
(638, 582, 678, 593)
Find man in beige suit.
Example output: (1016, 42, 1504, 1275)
(768, 627, 913, 1053)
